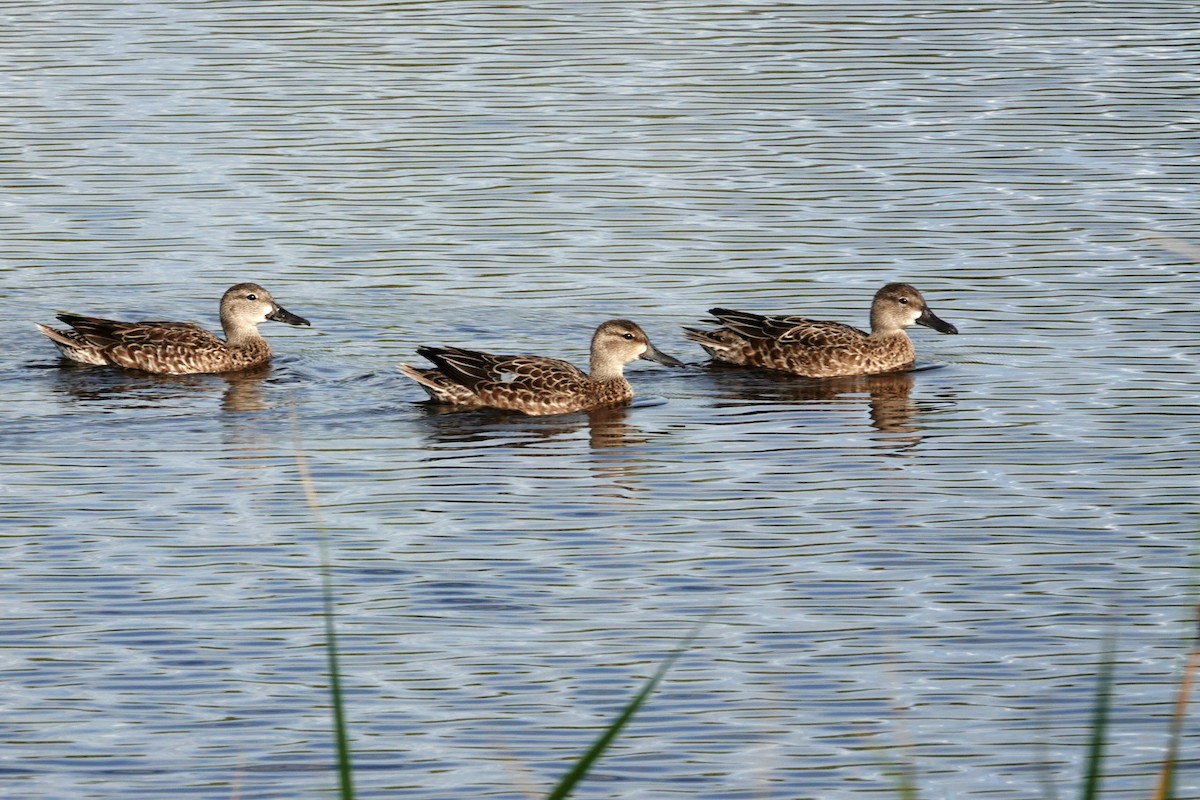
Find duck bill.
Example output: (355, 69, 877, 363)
(268, 304, 311, 327)
(916, 306, 958, 335)
(640, 342, 685, 367)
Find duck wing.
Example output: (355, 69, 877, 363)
(57, 315, 224, 350)
(773, 318, 868, 349)
(707, 308, 866, 346)
(418, 346, 590, 399)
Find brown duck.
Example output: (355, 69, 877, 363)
(399, 319, 683, 415)
(684, 283, 957, 377)
(37, 282, 310, 374)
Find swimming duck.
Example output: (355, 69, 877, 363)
(684, 282, 957, 377)
(37, 282, 310, 374)
(399, 319, 683, 415)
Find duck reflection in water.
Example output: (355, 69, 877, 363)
(45, 361, 272, 413)
(701, 364, 926, 438)
(412, 400, 649, 451)
(411, 401, 654, 494)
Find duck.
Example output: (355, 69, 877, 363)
(684, 282, 957, 377)
(399, 319, 683, 415)
(37, 282, 311, 374)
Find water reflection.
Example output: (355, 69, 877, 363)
(699, 364, 922, 435)
(45, 362, 272, 412)
(408, 401, 659, 506)
(218, 365, 271, 413)
(584, 405, 643, 450)
(410, 400, 646, 451)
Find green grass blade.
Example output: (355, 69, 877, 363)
(294, 414, 356, 800)
(888, 760, 920, 800)
(544, 631, 697, 800)
(321, 549, 355, 800)
(1080, 633, 1116, 800)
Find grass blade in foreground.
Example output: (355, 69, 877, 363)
(294, 416, 356, 800)
(1079, 633, 1115, 800)
(318, 539, 355, 800)
(544, 631, 697, 800)
(888, 761, 920, 800)
(1151, 605, 1200, 800)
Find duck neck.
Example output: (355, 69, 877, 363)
(589, 354, 626, 382)
(868, 312, 906, 339)
(222, 317, 263, 347)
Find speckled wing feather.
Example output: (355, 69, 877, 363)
(415, 346, 522, 386)
(58, 316, 219, 348)
(708, 308, 868, 348)
(773, 319, 868, 348)
(704, 308, 804, 341)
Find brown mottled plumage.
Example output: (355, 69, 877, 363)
(399, 319, 684, 415)
(37, 283, 311, 375)
(684, 283, 958, 377)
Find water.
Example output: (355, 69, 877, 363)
(1, 1, 1198, 798)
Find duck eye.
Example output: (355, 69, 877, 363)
(247, 293, 257, 301)
(897, 297, 908, 304)
(623, 333, 634, 340)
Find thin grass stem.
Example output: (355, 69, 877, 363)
(1151, 605, 1200, 800)
(293, 413, 356, 800)
(1079, 633, 1116, 800)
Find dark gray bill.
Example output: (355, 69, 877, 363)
(268, 305, 311, 326)
(916, 306, 957, 335)
(640, 342, 685, 367)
